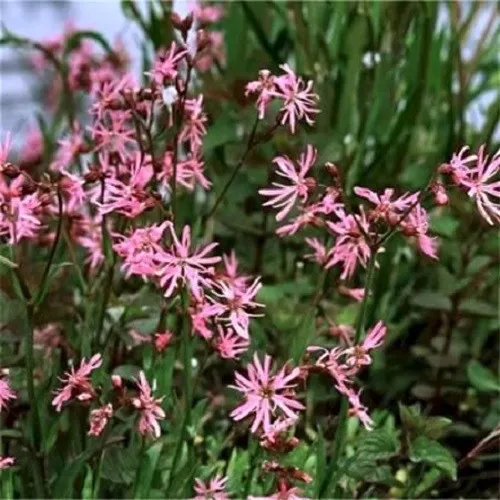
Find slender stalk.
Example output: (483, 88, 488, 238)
(206, 115, 261, 218)
(166, 291, 193, 497)
(171, 64, 193, 226)
(319, 254, 377, 498)
(243, 441, 261, 498)
(33, 188, 64, 306)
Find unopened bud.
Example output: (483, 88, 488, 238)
(304, 177, 317, 193)
(431, 182, 448, 206)
(111, 375, 122, 388)
(1, 163, 20, 179)
(325, 162, 339, 178)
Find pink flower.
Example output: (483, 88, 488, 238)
(345, 388, 373, 431)
(326, 208, 372, 280)
(0, 375, 16, 412)
(193, 4, 225, 24)
(157, 224, 221, 298)
(92, 110, 135, 158)
(400, 204, 438, 259)
(260, 145, 317, 221)
(441, 146, 477, 185)
(158, 152, 211, 191)
(74, 215, 105, 270)
(307, 346, 354, 393)
(214, 326, 250, 359)
(189, 291, 220, 339)
(272, 64, 319, 133)
(276, 202, 324, 237)
(230, 353, 304, 433)
(353, 187, 419, 223)
(460, 146, 500, 225)
(91, 74, 134, 121)
(0, 192, 42, 244)
(98, 153, 155, 218)
(154, 331, 174, 353)
(0, 456, 15, 470)
(88, 403, 113, 436)
(194, 473, 229, 500)
(113, 221, 170, 279)
(52, 354, 102, 412)
(344, 321, 387, 369)
(59, 171, 86, 213)
(179, 95, 208, 154)
(218, 250, 250, 291)
(338, 286, 365, 302)
(146, 42, 187, 86)
(50, 125, 86, 172)
(196, 31, 225, 72)
(132, 371, 165, 438)
(20, 126, 44, 164)
(210, 278, 263, 339)
(304, 237, 328, 265)
(245, 70, 277, 119)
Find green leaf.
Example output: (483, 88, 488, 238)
(459, 299, 498, 318)
(409, 435, 457, 481)
(346, 461, 396, 485)
(113, 365, 141, 381)
(411, 291, 452, 312)
(467, 360, 500, 393)
(135, 441, 164, 498)
(355, 428, 400, 459)
(0, 254, 18, 269)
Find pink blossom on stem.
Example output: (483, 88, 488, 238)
(276, 202, 324, 237)
(217, 250, 250, 291)
(353, 187, 419, 223)
(88, 403, 113, 436)
(0, 456, 15, 470)
(210, 278, 263, 339)
(179, 95, 208, 154)
(52, 354, 102, 411)
(98, 153, 155, 218)
(92, 111, 135, 158)
(0, 191, 42, 244)
(272, 64, 319, 133)
(260, 145, 317, 222)
(113, 221, 170, 279)
(146, 42, 187, 86)
(338, 286, 365, 302)
(307, 346, 354, 393)
(400, 204, 438, 259)
(154, 331, 174, 353)
(230, 353, 304, 433)
(245, 70, 277, 119)
(326, 208, 372, 280)
(213, 326, 250, 359)
(196, 31, 225, 72)
(344, 388, 374, 431)
(0, 375, 16, 412)
(304, 237, 329, 265)
(459, 146, 500, 225)
(345, 321, 387, 369)
(50, 124, 86, 172)
(132, 371, 165, 438)
(156, 224, 221, 298)
(194, 473, 229, 500)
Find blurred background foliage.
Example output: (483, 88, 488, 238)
(1, 1, 499, 498)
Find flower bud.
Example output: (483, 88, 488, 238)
(1, 163, 20, 179)
(111, 375, 122, 388)
(324, 162, 339, 178)
(431, 182, 448, 206)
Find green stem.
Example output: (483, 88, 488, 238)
(33, 188, 63, 306)
(319, 254, 377, 497)
(243, 440, 261, 498)
(166, 291, 193, 497)
(206, 115, 261, 218)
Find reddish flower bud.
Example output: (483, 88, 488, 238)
(111, 375, 122, 389)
